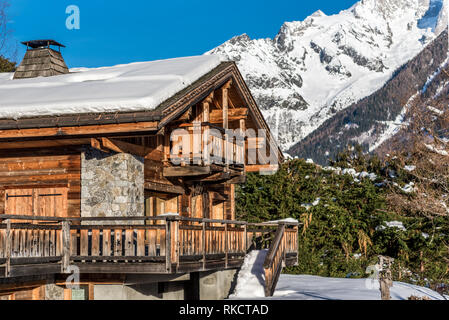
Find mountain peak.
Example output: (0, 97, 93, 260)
(310, 10, 326, 18)
(207, 0, 445, 151)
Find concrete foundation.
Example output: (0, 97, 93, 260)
(44, 269, 238, 300)
(93, 282, 185, 300)
(198, 269, 238, 300)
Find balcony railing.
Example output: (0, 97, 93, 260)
(0, 215, 298, 278)
(170, 124, 245, 167)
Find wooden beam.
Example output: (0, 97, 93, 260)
(144, 182, 185, 195)
(203, 91, 214, 106)
(0, 121, 158, 140)
(226, 174, 246, 184)
(209, 108, 248, 123)
(90, 138, 110, 154)
(89, 137, 164, 161)
(0, 138, 91, 150)
(163, 166, 211, 177)
(245, 164, 279, 173)
(223, 87, 229, 130)
(203, 101, 210, 122)
(210, 191, 227, 202)
(187, 172, 231, 182)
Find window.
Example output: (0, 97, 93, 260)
(144, 192, 179, 224)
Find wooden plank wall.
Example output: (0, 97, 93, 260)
(0, 150, 81, 218)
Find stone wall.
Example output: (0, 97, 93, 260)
(81, 147, 144, 224)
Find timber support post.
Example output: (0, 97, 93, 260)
(243, 223, 248, 252)
(202, 221, 206, 270)
(165, 215, 180, 273)
(165, 219, 172, 273)
(61, 220, 71, 273)
(5, 219, 11, 277)
(224, 223, 228, 268)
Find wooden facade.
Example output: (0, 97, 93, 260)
(0, 60, 296, 299)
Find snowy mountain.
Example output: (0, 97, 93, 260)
(291, 29, 448, 164)
(207, 0, 447, 151)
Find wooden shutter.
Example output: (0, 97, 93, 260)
(4, 189, 34, 216)
(35, 187, 68, 217)
(4, 187, 68, 218)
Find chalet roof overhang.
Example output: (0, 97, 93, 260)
(0, 61, 283, 160)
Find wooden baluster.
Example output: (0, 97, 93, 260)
(80, 229, 89, 260)
(49, 230, 55, 257)
(188, 228, 191, 255)
(43, 230, 49, 257)
(165, 220, 171, 273)
(61, 221, 70, 274)
(202, 222, 206, 270)
(91, 229, 100, 260)
(37, 230, 43, 257)
(70, 229, 78, 256)
(13, 230, 20, 258)
(172, 220, 179, 267)
(137, 229, 145, 257)
(55, 229, 61, 257)
(114, 229, 122, 258)
(0, 227, 5, 259)
(125, 229, 133, 259)
(148, 229, 156, 256)
(244, 224, 248, 253)
(32, 229, 38, 257)
(195, 229, 199, 255)
(224, 224, 228, 268)
(19, 229, 25, 257)
(103, 229, 111, 260)
(5, 220, 11, 277)
(160, 228, 165, 257)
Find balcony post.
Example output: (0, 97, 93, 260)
(61, 220, 71, 273)
(224, 223, 228, 268)
(165, 219, 171, 273)
(202, 221, 206, 270)
(165, 216, 180, 273)
(244, 223, 248, 253)
(5, 219, 11, 277)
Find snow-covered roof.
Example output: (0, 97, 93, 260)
(0, 55, 224, 120)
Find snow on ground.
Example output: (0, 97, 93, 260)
(229, 250, 268, 299)
(0, 55, 223, 119)
(229, 250, 446, 300)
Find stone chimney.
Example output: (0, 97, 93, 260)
(13, 40, 69, 79)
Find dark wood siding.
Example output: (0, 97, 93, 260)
(0, 151, 81, 218)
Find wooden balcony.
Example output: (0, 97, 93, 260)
(0, 215, 298, 279)
(165, 124, 245, 178)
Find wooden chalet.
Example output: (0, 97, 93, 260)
(0, 40, 298, 300)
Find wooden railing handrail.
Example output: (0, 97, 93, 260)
(263, 223, 286, 269)
(0, 214, 298, 227)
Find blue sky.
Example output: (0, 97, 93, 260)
(7, 0, 357, 68)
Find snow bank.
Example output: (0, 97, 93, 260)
(262, 275, 446, 300)
(0, 55, 224, 119)
(404, 165, 416, 172)
(264, 218, 299, 224)
(228, 250, 267, 298)
(425, 144, 449, 156)
(376, 221, 407, 231)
